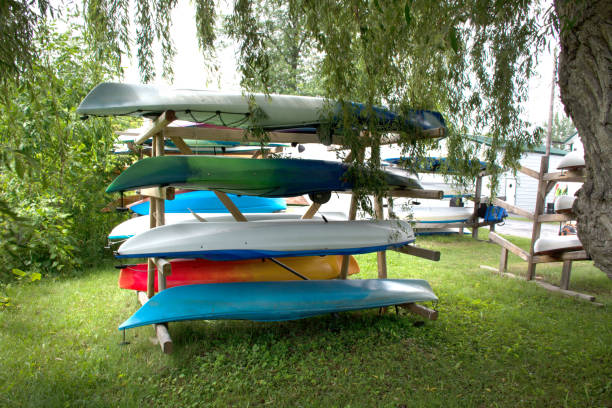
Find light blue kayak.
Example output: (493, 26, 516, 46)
(129, 190, 286, 215)
(118, 279, 438, 329)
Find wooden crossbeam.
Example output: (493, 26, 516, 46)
(168, 135, 194, 155)
(538, 213, 573, 222)
(137, 291, 173, 353)
(388, 189, 444, 200)
(488, 232, 530, 261)
(532, 250, 590, 264)
(392, 245, 441, 261)
(492, 198, 534, 220)
(213, 191, 248, 221)
(518, 165, 540, 180)
(542, 169, 585, 182)
(398, 303, 439, 320)
(301, 202, 321, 219)
(134, 111, 177, 145)
(137, 187, 175, 200)
(162, 126, 444, 146)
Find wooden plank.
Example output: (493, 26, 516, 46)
(101, 195, 142, 212)
(532, 250, 590, 264)
(534, 281, 596, 303)
(499, 247, 509, 274)
(538, 213, 573, 222)
(137, 291, 173, 353)
(472, 176, 482, 239)
(488, 232, 530, 261)
(213, 191, 248, 221)
(492, 198, 534, 220)
(134, 110, 177, 145)
(388, 189, 444, 199)
(340, 193, 358, 279)
(146, 258, 156, 300)
(392, 245, 441, 261)
(542, 169, 585, 182)
(168, 135, 194, 155)
(527, 155, 549, 280)
(374, 196, 387, 279)
(154, 258, 172, 277)
(415, 222, 472, 229)
(398, 303, 439, 320)
(518, 165, 540, 180)
(301, 202, 321, 219)
(480, 265, 523, 279)
(138, 186, 175, 200)
(163, 125, 444, 146)
(560, 260, 572, 290)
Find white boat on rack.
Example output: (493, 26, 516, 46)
(116, 220, 415, 260)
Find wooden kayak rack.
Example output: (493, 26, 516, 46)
(121, 110, 443, 353)
(485, 155, 597, 304)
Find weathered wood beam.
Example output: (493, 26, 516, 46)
(392, 245, 441, 261)
(492, 198, 534, 220)
(534, 281, 597, 303)
(488, 232, 530, 261)
(137, 291, 173, 353)
(542, 169, 585, 182)
(518, 165, 540, 180)
(162, 125, 444, 145)
(168, 135, 194, 155)
(538, 213, 573, 222)
(340, 193, 358, 279)
(398, 303, 439, 320)
(531, 250, 590, 264)
(472, 176, 483, 239)
(137, 187, 175, 200)
(560, 260, 572, 290)
(213, 191, 248, 221)
(134, 110, 177, 145)
(374, 196, 387, 279)
(301, 202, 321, 219)
(387, 189, 444, 200)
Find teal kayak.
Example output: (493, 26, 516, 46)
(106, 156, 422, 196)
(118, 279, 438, 329)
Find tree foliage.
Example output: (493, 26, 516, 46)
(0, 15, 126, 282)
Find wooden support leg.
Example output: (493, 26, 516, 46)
(213, 191, 248, 221)
(472, 176, 482, 240)
(301, 202, 321, 219)
(147, 259, 156, 299)
(340, 193, 358, 279)
(560, 260, 572, 290)
(499, 247, 509, 275)
(137, 291, 173, 354)
(374, 195, 387, 279)
(399, 303, 439, 320)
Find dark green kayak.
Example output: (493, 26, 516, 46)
(106, 156, 421, 197)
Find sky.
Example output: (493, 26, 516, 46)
(121, 0, 565, 128)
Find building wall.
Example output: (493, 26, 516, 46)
(511, 153, 565, 213)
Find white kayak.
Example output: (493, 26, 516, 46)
(408, 207, 473, 223)
(557, 151, 585, 170)
(77, 83, 446, 132)
(534, 235, 583, 255)
(116, 220, 415, 261)
(108, 212, 348, 240)
(554, 195, 575, 214)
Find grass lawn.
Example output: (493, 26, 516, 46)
(1, 231, 611, 407)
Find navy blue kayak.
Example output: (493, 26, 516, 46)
(118, 279, 438, 329)
(129, 190, 286, 215)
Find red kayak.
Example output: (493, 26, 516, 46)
(119, 255, 360, 291)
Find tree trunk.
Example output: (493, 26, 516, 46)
(555, 0, 612, 279)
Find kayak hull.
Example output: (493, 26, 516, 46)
(106, 156, 422, 196)
(118, 256, 360, 291)
(128, 190, 286, 215)
(118, 279, 438, 329)
(116, 220, 415, 261)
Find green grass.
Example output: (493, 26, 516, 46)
(1, 233, 611, 407)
